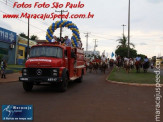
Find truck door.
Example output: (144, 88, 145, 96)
(64, 50, 68, 69)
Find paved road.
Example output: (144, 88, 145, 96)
(0, 70, 162, 122)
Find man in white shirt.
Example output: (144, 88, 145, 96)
(124, 57, 129, 62)
(101, 54, 107, 63)
(51, 36, 57, 42)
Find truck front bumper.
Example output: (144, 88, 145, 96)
(19, 76, 62, 83)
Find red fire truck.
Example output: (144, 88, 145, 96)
(19, 42, 86, 92)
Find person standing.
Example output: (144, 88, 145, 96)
(60, 37, 65, 44)
(1, 60, 7, 79)
(1, 59, 3, 75)
(136, 56, 141, 62)
(101, 54, 107, 64)
(51, 35, 57, 42)
(64, 36, 71, 46)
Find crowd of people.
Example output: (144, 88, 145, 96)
(51, 35, 82, 48)
(114, 55, 151, 73)
(85, 54, 110, 74)
(85, 53, 152, 74)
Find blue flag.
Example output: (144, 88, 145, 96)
(111, 52, 114, 58)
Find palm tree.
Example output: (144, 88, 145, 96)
(116, 35, 135, 48)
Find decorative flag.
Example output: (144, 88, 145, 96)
(102, 50, 105, 55)
(106, 52, 108, 58)
(111, 52, 114, 58)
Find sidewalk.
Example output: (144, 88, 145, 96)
(0, 72, 21, 83)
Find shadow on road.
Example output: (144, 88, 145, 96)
(27, 81, 80, 93)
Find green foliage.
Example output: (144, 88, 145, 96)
(30, 35, 38, 40)
(19, 33, 38, 40)
(137, 54, 147, 59)
(19, 33, 28, 39)
(116, 35, 135, 48)
(0, 54, 4, 61)
(115, 47, 137, 58)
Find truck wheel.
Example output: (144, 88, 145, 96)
(58, 73, 68, 92)
(77, 74, 83, 83)
(23, 82, 33, 91)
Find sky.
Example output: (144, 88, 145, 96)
(0, 0, 163, 58)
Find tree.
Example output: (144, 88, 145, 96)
(116, 35, 135, 48)
(19, 33, 28, 39)
(137, 54, 147, 59)
(19, 33, 38, 41)
(0, 54, 4, 61)
(30, 35, 38, 41)
(115, 47, 137, 58)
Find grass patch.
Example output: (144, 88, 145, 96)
(108, 68, 163, 84)
(6, 64, 24, 73)
(7, 64, 24, 68)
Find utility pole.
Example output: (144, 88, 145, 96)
(128, 0, 130, 58)
(121, 24, 126, 36)
(93, 39, 98, 52)
(27, 18, 30, 59)
(55, 10, 68, 39)
(84, 32, 91, 51)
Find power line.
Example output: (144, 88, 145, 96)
(0, 0, 49, 33)
(0, 10, 46, 33)
(90, 34, 115, 40)
(0, 0, 49, 27)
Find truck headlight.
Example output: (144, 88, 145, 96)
(53, 69, 57, 73)
(53, 73, 57, 76)
(23, 69, 27, 73)
(22, 69, 28, 76)
(23, 73, 27, 76)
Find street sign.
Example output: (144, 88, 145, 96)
(0, 27, 17, 43)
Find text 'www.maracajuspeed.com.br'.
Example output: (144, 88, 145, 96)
(3, 12, 94, 20)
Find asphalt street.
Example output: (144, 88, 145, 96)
(0, 70, 162, 122)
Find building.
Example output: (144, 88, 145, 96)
(0, 26, 38, 65)
(17, 36, 37, 65)
(0, 27, 17, 64)
(84, 51, 100, 56)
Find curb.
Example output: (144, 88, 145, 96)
(106, 68, 163, 87)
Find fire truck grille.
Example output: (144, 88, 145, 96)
(27, 68, 57, 77)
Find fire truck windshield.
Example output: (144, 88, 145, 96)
(30, 46, 63, 58)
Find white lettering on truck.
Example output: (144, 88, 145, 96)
(29, 59, 52, 62)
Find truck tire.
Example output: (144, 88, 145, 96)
(23, 82, 33, 91)
(58, 72, 68, 92)
(77, 73, 83, 83)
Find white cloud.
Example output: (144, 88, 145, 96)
(0, 0, 163, 58)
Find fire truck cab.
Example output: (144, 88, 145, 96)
(19, 42, 86, 92)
